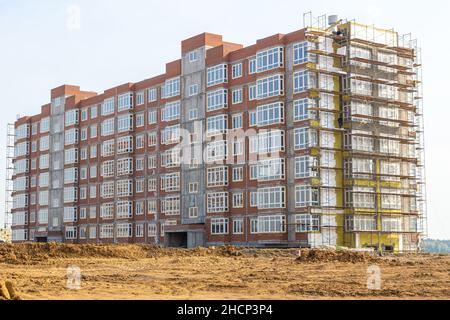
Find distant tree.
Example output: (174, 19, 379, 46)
(423, 239, 450, 253)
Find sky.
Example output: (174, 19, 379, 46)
(0, 0, 449, 239)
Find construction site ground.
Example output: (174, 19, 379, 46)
(1, 243, 449, 300)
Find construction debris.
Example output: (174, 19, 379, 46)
(296, 248, 380, 264)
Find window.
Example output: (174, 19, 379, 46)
(207, 89, 228, 111)
(148, 179, 157, 192)
(294, 128, 316, 150)
(40, 117, 50, 133)
(295, 186, 320, 208)
(136, 91, 145, 106)
(248, 58, 256, 74)
(135, 224, 144, 238)
(91, 105, 98, 119)
(207, 192, 229, 213)
(207, 114, 228, 136)
(117, 114, 133, 133)
(148, 131, 157, 147)
(117, 158, 133, 176)
(100, 203, 114, 219)
(233, 219, 244, 234)
(345, 215, 376, 232)
(39, 136, 49, 151)
(14, 142, 29, 157)
(211, 218, 229, 235)
(382, 217, 402, 232)
(80, 207, 87, 219)
(258, 158, 285, 181)
(39, 154, 49, 169)
(117, 136, 133, 154)
(101, 118, 115, 136)
(148, 109, 157, 124)
(80, 127, 88, 141)
(65, 148, 78, 164)
(15, 124, 30, 141)
(207, 166, 228, 187)
(136, 135, 144, 149)
(295, 156, 315, 179)
(148, 200, 157, 214)
(148, 88, 157, 102)
(206, 140, 227, 162)
(248, 84, 257, 101)
(161, 101, 180, 121)
(189, 84, 199, 96)
(207, 64, 228, 87)
(161, 196, 180, 215)
(294, 70, 309, 93)
(346, 187, 375, 209)
(101, 181, 114, 199)
(65, 110, 79, 127)
(232, 167, 243, 182)
(232, 88, 243, 104)
(232, 63, 242, 79)
(257, 74, 284, 99)
(135, 113, 144, 128)
(116, 201, 133, 219)
(189, 183, 198, 193)
(295, 214, 320, 232)
(381, 188, 402, 210)
(89, 226, 97, 239)
(257, 102, 284, 126)
(293, 42, 309, 65)
(64, 187, 77, 203)
(189, 109, 198, 121)
(135, 201, 144, 215)
(161, 173, 180, 192)
(161, 148, 181, 168)
(148, 224, 157, 237)
(294, 98, 313, 122)
(257, 187, 285, 209)
(63, 207, 77, 223)
(188, 50, 198, 62)
(102, 98, 115, 116)
(233, 193, 244, 208)
(255, 130, 285, 153)
(161, 125, 180, 145)
(100, 224, 114, 239)
(80, 147, 88, 160)
(101, 140, 114, 158)
(65, 128, 79, 146)
(258, 215, 286, 234)
(233, 139, 243, 156)
(189, 207, 199, 219)
(90, 124, 97, 138)
(148, 155, 157, 169)
(257, 47, 283, 72)
(65, 226, 77, 240)
(162, 77, 180, 98)
(231, 113, 243, 129)
(118, 93, 133, 111)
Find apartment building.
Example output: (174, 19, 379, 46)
(9, 15, 427, 252)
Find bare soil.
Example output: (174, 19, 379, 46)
(0, 243, 449, 300)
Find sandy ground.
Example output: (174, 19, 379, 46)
(1, 244, 450, 300)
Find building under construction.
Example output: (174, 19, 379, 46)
(7, 14, 427, 252)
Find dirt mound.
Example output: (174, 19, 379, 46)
(0, 243, 174, 264)
(0, 243, 253, 265)
(296, 248, 380, 264)
(0, 281, 21, 300)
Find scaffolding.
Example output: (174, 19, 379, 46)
(4, 123, 15, 229)
(297, 14, 426, 253)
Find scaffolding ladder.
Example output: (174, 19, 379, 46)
(4, 123, 15, 229)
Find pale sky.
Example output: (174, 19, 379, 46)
(0, 0, 449, 239)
